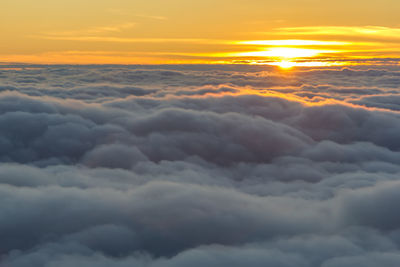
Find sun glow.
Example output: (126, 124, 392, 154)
(276, 60, 295, 69)
(228, 38, 355, 68)
(268, 60, 346, 69)
(234, 47, 337, 59)
(236, 39, 350, 46)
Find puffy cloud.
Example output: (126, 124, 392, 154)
(1, 64, 400, 266)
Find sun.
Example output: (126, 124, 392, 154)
(276, 60, 295, 69)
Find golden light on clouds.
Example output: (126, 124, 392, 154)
(269, 60, 346, 69)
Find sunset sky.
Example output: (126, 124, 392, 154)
(2, 0, 400, 66)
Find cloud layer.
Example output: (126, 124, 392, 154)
(1, 64, 400, 266)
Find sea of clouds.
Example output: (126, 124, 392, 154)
(1, 64, 400, 266)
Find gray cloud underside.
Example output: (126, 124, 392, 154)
(1, 64, 400, 266)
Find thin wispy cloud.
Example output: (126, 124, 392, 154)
(41, 22, 136, 36)
(276, 26, 400, 39)
(135, 14, 168, 20)
(34, 36, 223, 44)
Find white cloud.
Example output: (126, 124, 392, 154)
(1, 64, 400, 266)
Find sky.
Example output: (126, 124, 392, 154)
(2, 0, 400, 66)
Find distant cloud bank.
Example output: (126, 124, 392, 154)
(1, 64, 400, 266)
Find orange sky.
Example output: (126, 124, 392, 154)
(1, 0, 400, 66)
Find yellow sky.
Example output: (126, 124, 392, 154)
(1, 0, 400, 65)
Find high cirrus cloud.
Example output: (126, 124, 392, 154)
(1, 64, 400, 266)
